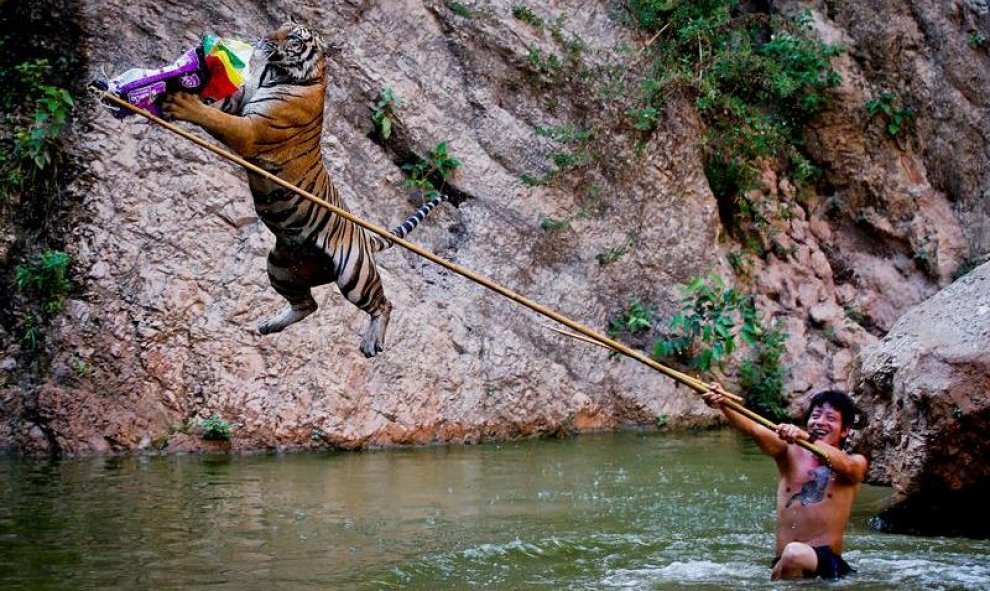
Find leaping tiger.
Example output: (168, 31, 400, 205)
(163, 23, 445, 357)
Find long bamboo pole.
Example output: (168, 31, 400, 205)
(91, 89, 830, 461)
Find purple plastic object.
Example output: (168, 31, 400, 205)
(101, 47, 205, 119)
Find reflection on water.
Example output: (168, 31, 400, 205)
(1, 431, 987, 590)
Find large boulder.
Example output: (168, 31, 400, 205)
(849, 262, 990, 537)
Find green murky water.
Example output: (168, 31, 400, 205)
(1, 431, 987, 590)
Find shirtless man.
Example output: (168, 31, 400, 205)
(702, 385, 868, 580)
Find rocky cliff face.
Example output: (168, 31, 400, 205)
(0, 0, 986, 469)
(849, 262, 989, 538)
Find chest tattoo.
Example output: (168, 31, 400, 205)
(786, 465, 832, 507)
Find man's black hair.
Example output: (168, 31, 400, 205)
(804, 389, 859, 430)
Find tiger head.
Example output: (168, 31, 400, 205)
(256, 23, 327, 83)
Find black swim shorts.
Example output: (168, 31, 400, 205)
(771, 545, 854, 579)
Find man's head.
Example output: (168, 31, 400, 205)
(803, 390, 858, 448)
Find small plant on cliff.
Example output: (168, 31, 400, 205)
(402, 141, 462, 201)
(200, 415, 235, 441)
(370, 86, 400, 142)
(653, 272, 760, 372)
(15, 249, 72, 316)
(513, 4, 544, 29)
(1, 59, 74, 200)
(596, 242, 631, 266)
(608, 299, 653, 337)
(539, 217, 570, 231)
(448, 1, 471, 18)
(865, 92, 915, 138)
(967, 31, 987, 49)
(739, 323, 789, 422)
(527, 45, 563, 76)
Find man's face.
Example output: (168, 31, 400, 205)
(806, 402, 848, 447)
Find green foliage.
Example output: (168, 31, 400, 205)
(619, 1, 841, 236)
(843, 306, 866, 326)
(1, 59, 74, 200)
(608, 299, 652, 336)
(448, 1, 471, 18)
(69, 354, 93, 378)
(539, 217, 570, 231)
(534, 124, 592, 143)
(865, 92, 915, 137)
(14, 86, 73, 170)
(953, 258, 983, 281)
(531, 124, 595, 181)
(551, 24, 586, 64)
(403, 141, 462, 200)
(653, 273, 760, 372)
(738, 323, 789, 422)
(596, 243, 630, 265)
(627, 106, 660, 131)
(527, 45, 562, 75)
(15, 250, 72, 315)
(370, 87, 400, 141)
(655, 413, 669, 428)
(19, 315, 39, 350)
(967, 31, 987, 49)
(520, 172, 550, 187)
(200, 415, 235, 441)
(512, 4, 544, 29)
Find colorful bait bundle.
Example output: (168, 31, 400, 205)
(94, 35, 253, 119)
(199, 34, 253, 102)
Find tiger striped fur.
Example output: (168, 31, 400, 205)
(163, 23, 446, 357)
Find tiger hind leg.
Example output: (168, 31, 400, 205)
(258, 243, 325, 335)
(359, 299, 392, 358)
(337, 257, 392, 357)
(258, 279, 318, 335)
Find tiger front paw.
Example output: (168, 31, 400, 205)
(162, 92, 207, 123)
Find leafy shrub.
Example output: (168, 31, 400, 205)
(512, 4, 544, 28)
(15, 250, 72, 315)
(864, 92, 915, 137)
(739, 323, 789, 422)
(608, 299, 652, 336)
(370, 87, 400, 141)
(403, 141, 462, 200)
(539, 217, 570, 231)
(200, 415, 235, 441)
(619, 1, 841, 236)
(1, 59, 74, 200)
(653, 272, 760, 372)
(596, 243, 630, 265)
(12, 249, 73, 347)
(527, 45, 563, 75)
(448, 1, 471, 18)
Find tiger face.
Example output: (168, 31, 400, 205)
(255, 23, 326, 83)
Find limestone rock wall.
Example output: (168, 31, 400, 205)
(0, 0, 986, 458)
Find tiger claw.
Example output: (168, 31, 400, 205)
(258, 303, 316, 335)
(359, 336, 383, 358)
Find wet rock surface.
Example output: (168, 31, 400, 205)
(849, 263, 990, 538)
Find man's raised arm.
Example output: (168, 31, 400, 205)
(702, 383, 788, 460)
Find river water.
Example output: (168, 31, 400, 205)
(1, 430, 987, 590)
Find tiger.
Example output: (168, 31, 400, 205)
(162, 23, 446, 357)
